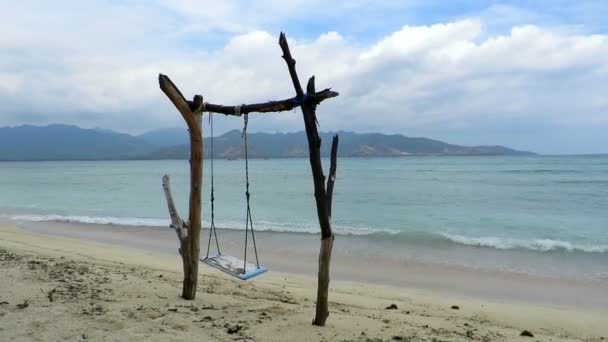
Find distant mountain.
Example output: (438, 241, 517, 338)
(0, 125, 533, 161)
(145, 130, 534, 159)
(0, 124, 154, 161)
(137, 128, 189, 147)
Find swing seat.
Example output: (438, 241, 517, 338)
(202, 253, 268, 280)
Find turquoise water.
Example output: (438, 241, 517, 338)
(1, 157, 607, 277)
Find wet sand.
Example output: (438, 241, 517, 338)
(1, 222, 607, 341)
(8, 219, 608, 310)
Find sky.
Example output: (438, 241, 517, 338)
(1, 1, 607, 154)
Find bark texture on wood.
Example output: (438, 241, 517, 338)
(159, 74, 203, 300)
(315, 235, 334, 325)
(326, 135, 339, 219)
(315, 136, 338, 323)
(278, 32, 338, 326)
(189, 91, 338, 116)
(162, 175, 187, 241)
(162, 175, 193, 298)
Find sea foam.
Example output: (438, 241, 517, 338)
(1, 214, 168, 227)
(440, 233, 608, 253)
(3, 213, 607, 254)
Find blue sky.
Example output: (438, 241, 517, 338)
(1, 0, 607, 154)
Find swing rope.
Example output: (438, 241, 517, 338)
(204, 108, 261, 274)
(242, 113, 261, 270)
(205, 112, 221, 258)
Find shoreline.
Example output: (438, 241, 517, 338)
(4, 219, 608, 311)
(0, 222, 607, 341)
(4, 214, 607, 255)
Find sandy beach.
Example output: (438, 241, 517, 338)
(0, 222, 607, 342)
(3, 0, 608, 341)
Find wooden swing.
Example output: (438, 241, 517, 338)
(201, 109, 267, 280)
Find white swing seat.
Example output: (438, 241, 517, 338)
(202, 253, 268, 280)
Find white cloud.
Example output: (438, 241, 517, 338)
(362, 20, 481, 61)
(0, 73, 22, 94)
(0, 1, 607, 153)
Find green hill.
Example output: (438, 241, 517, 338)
(145, 130, 535, 159)
(0, 125, 534, 161)
(0, 124, 153, 161)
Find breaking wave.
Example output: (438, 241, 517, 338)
(2, 213, 607, 254)
(1, 214, 168, 227)
(438, 233, 608, 254)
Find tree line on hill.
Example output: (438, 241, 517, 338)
(0, 124, 534, 161)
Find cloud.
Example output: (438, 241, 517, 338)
(1, 1, 608, 153)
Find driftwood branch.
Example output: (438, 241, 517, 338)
(160, 72, 337, 117)
(278, 32, 338, 327)
(162, 175, 188, 242)
(326, 135, 339, 219)
(159, 74, 202, 137)
(158, 74, 203, 300)
(316, 234, 334, 325)
(279, 35, 332, 237)
(279, 32, 305, 98)
(191, 90, 338, 116)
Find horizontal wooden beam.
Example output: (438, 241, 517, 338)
(160, 72, 338, 117)
(187, 89, 339, 116)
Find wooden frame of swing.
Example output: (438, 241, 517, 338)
(159, 32, 340, 326)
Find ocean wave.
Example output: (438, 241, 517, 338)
(554, 180, 608, 185)
(1, 214, 169, 227)
(2, 213, 606, 254)
(439, 233, 608, 253)
(501, 169, 583, 174)
(1, 213, 402, 237)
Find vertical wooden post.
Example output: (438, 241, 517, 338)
(279, 33, 339, 326)
(315, 134, 338, 324)
(159, 74, 204, 300)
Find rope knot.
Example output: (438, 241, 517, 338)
(241, 113, 249, 138)
(292, 94, 309, 107)
(234, 104, 243, 116)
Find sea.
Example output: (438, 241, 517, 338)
(1, 156, 607, 280)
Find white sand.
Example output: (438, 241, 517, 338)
(0, 223, 606, 341)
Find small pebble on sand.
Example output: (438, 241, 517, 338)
(520, 330, 534, 337)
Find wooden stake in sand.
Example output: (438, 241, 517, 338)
(158, 32, 339, 326)
(278, 33, 339, 326)
(159, 77, 204, 300)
